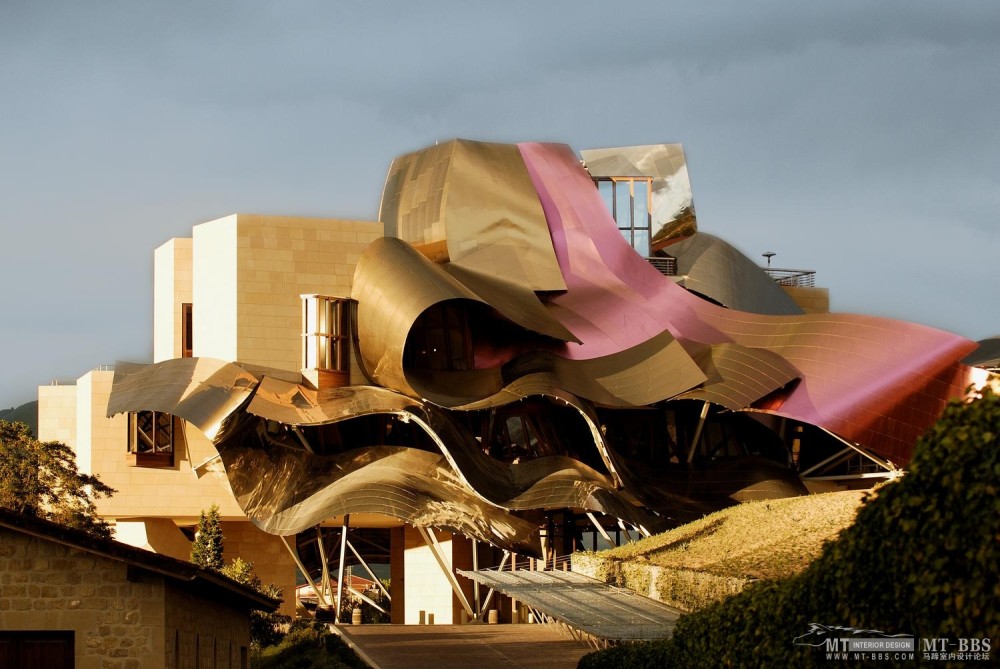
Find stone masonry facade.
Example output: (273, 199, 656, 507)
(0, 525, 252, 669)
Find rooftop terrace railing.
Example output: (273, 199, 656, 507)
(648, 257, 817, 288)
(646, 257, 678, 276)
(764, 268, 816, 287)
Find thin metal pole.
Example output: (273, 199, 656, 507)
(585, 511, 617, 548)
(417, 526, 475, 619)
(687, 401, 711, 463)
(335, 515, 350, 623)
(347, 538, 391, 602)
(818, 427, 896, 471)
(279, 535, 329, 608)
(478, 551, 510, 617)
(347, 586, 389, 616)
(315, 527, 331, 603)
(799, 446, 853, 477)
(472, 538, 480, 620)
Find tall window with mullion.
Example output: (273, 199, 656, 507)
(302, 295, 353, 373)
(595, 177, 652, 257)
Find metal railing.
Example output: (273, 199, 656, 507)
(764, 268, 816, 287)
(646, 257, 677, 276)
(478, 553, 573, 573)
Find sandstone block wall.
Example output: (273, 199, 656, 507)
(0, 527, 165, 669)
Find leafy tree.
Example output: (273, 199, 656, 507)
(191, 503, 224, 570)
(0, 419, 115, 539)
(222, 556, 291, 650)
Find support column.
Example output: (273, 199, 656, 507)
(335, 515, 350, 623)
(687, 401, 711, 463)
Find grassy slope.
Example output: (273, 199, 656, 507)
(597, 489, 870, 581)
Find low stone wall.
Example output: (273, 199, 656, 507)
(574, 553, 752, 613)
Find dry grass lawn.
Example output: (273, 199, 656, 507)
(600, 489, 871, 581)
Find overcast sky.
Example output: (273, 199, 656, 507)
(1, 1, 997, 409)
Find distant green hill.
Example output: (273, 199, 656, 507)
(0, 400, 38, 436)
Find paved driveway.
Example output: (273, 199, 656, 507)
(334, 624, 593, 669)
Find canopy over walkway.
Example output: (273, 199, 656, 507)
(457, 568, 681, 644)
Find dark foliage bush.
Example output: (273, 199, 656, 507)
(580, 388, 1000, 668)
(257, 620, 368, 669)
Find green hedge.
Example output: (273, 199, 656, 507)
(580, 387, 1000, 668)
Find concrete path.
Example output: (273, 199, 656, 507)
(333, 624, 592, 669)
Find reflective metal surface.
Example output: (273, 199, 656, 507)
(519, 141, 978, 464)
(353, 236, 575, 399)
(106, 138, 979, 556)
(963, 337, 1000, 369)
(674, 342, 800, 410)
(665, 232, 804, 315)
(247, 376, 420, 425)
(380, 139, 565, 291)
(108, 358, 258, 439)
(215, 413, 541, 553)
(581, 143, 697, 248)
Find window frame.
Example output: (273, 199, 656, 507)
(182, 303, 193, 358)
(302, 295, 354, 375)
(594, 176, 653, 257)
(127, 410, 178, 468)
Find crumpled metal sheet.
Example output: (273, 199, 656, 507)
(247, 376, 420, 426)
(581, 144, 698, 249)
(663, 232, 804, 315)
(353, 236, 576, 398)
(355, 233, 706, 408)
(214, 411, 541, 553)
(674, 342, 800, 410)
(107, 358, 258, 440)
(405, 329, 706, 410)
(379, 139, 566, 292)
(519, 141, 978, 465)
(963, 337, 1000, 369)
(238, 374, 660, 535)
(405, 403, 662, 533)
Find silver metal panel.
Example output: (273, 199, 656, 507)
(582, 143, 698, 248)
(247, 377, 420, 426)
(665, 232, 804, 315)
(215, 414, 541, 553)
(963, 337, 1000, 368)
(379, 139, 566, 291)
(107, 358, 258, 440)
(675, 342, 801, 410)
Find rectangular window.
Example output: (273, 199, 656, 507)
(302, 295, 353, 375)
(594, 177, 653, 257)
(127, 411, 177, 468)
(182, 303, 193, 358)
